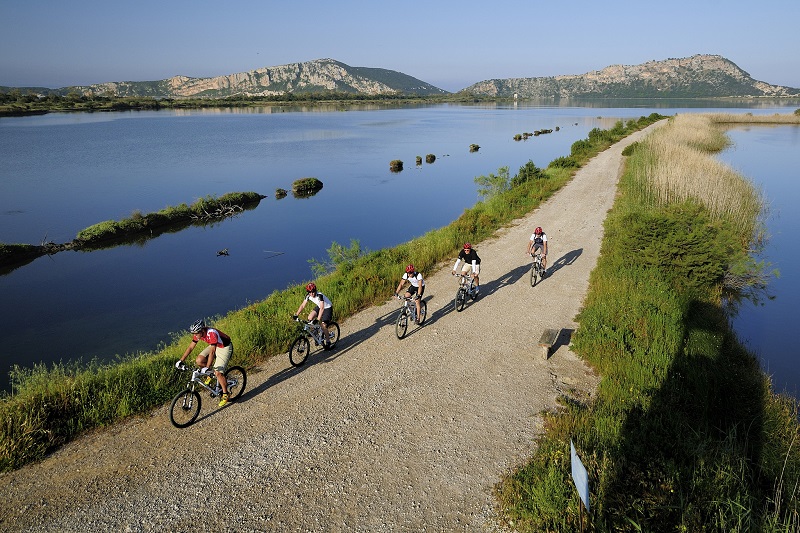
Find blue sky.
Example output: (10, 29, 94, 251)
(2, 0, 798, 93)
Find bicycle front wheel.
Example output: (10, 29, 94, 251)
(530, 263, 540, 287)
(224, 366, 247, 400)
(289, 336, 310, 367)
(169, 389, 201, 428)
(455, 287, 467, 312)
(324, 322, 340, 349)
(395, 309, 409, 339)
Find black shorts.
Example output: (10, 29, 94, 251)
(318, 306, 333, 323)
(408, 285, 424, 297)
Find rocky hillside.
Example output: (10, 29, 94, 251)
(64, 58, 448, 98)
(462, 54, 800, 98)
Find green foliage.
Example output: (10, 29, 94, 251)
(621, 141, 639, 156)
(309, 239, 367, 278)
(474, 166, 510, 199)
(548, 156, 580, 169)
(389, 160, 403, 172)
(426, 154, 436, 164)
(74, 192, 264, 243)
(291, 178, 323, 196)
(511, 160, 546, 187)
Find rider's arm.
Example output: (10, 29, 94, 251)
(452, 258, 461, 272)
(180, 339, 198, 363)
(395, 279, 405, 294)
(471, 259, 478, 274)
(296, 297, 307, 316)
(527, 239, 534, 254)
(543, 241, 548, 256)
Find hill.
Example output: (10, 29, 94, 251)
(31, 58, 449, 98)
(461, 54, 800, 98)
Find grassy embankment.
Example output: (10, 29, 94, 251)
(0, 114, 666, 472)
(497, 112, 800, 531)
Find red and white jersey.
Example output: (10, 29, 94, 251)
(193, 327, 231, 348)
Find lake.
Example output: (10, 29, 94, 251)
(1, 100, 797, 392)
(718, 124, 800, 398)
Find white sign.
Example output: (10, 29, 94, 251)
(571, 440, 590, 512)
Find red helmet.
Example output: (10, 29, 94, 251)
(305, 282, 317, 293)
(405, 264, 415, 273)
(534, 227, 543, 235)
(463, 243, 471, 249)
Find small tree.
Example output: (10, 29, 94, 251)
(474, 166, 510, 200)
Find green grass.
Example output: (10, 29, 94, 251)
(496, 114, 800, 532)
(0, 114, 666, 473)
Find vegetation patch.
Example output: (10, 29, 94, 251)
(389, 160, 403, 172)
(291, 178, 323, 198)
(496, 113, 799, 532)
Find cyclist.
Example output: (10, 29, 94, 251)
(395, 264, 425, 324)
(295, 282, 334, 349)
(451, 242, 481, 294)
(175, 319, 234, 407)
(527, 226, 549, 275)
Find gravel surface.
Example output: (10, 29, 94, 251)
(0, 125, 660, 532)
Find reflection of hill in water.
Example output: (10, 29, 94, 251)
(0, 199, 264, 275)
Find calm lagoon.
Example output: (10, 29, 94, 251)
(1, 101, 796, 391)
(718, 124, 800, 398)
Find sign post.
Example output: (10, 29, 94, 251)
(570, 440, 590, 531)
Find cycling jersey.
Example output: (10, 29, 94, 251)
(193, 327, 231, 348)
(402, 272, 425, 288)
(530, 232, 548, 245)
(453, 249, 481, 272)
(305, 292, 332, 310)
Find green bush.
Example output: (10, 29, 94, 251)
(548, 156, 580, 169)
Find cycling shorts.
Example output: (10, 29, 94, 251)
(201, 343, 233, 372)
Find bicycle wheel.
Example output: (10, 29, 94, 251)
(455, 287, 467, 312)
(169, 389, 201, 428)
(395, 308, 409, 339)
(223, 366, 247, 400)
(530, 263, 540, 287)
(324, 322, 340, 349)
(418, 300, 427, 325)
(289, 336, 310, 367)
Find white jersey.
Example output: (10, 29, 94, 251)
(530, 232, 548, 245)
(305, 292, 332, 310)
(402, 272, 425, 288)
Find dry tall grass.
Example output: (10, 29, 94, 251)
(629, 113, 775, 238)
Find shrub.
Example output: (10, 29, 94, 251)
(511, 160, 546, 187)
(469, 144, 480, 152)
(389, 160, 403, 172)
(548, 156, 580, 169)
(291, 177, 323, 197)
(426, 154, 436, 164)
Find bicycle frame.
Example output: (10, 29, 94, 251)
(186, 368, 222, 396)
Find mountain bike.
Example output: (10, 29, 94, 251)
(289, 315, 340, 367)
(530, 252, 545, 287)
(454, 273, 479, 312)
(395, 294, 427, 339)
(169, 365, 247, 428)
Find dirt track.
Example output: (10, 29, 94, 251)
(0, 124, 661, 532)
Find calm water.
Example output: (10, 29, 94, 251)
(1, 101, 796, 391)
(718, 124, 800, 398)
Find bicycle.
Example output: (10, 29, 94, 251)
(530, 252, 545, 287)
(169, 365, 247, 428)
(289, 315, 340, 367)
(395, 294, 427, 339)
(454, 273, 479, 312)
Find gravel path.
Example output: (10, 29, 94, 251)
(0, 125, 660, 532)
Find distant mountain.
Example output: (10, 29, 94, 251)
(461, 54, 800, 98)
(52, 58, 448, 98)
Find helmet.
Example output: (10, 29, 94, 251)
(463, 243, 471, 249)
(305, 282, 317, 293)
(405, 264, 415, 274)
(189, 319, 205, 334)
(534, 226, 543, 235)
